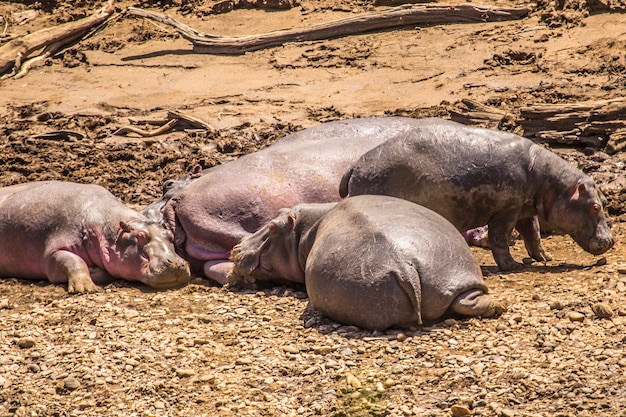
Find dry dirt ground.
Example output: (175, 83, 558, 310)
(1, 0, 626, 416)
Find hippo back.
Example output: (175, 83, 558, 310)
(174, 117, 444, 256)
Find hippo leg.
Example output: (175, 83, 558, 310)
(488, 213, 524, 271)
(203, 260, 233, 286)
(450, 289, 496, 318)
(46, 251, 101, 294)
(515, 217, 552, 262)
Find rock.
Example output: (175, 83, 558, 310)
(591, 302, 614, 319)
(346, 373, 361, 388)
(567, 312, 585, 322)
(451, 404, 472, 416)
(281, 345, 299, 354)
(175, 368, 196, 378)
(500, 408, 515, 417)
(17, 336, 36, 348)
(549, 301, 565, 310)
(63, 376, 81, 390)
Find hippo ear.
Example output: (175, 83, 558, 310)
(190, 164, 202, 177)
(571, 182, 589, 201)
(287, 213, 296, 231)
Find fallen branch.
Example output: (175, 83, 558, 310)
(115, 110, 216, 137)
(114, 119, 179, 138)
(167, 110, 217, 132)
(450, 99, 512, 127)
(0, 0, 115, 78)
(128, 3, 530, 55)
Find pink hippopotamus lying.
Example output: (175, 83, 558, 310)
(230, 195, 496, 330)
(340, 118, 614, 270)
(0, 181, 191, 293)
(156, 118, 434, 284)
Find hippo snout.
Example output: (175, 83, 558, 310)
(145, 257, 191, 289)
(587, 234, 614, 255)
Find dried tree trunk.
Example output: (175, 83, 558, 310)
(520, 97, 626, 152)
(0, 0, 115, 76)
(128, 4, 530, 55)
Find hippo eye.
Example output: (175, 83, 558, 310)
(591, 203, 601, 214)
(136, 231, 150, 245)
(163, 180, 176, 193)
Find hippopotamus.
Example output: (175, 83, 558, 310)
(0, 181, 191, 293)
(157, 117, 440, 285)
(230, 195, 495, 330)
(339, 118, 614, 270)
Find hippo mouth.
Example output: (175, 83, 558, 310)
(572, 232, 614, 256)
(144, 262, 192, 289)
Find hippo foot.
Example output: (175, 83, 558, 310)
(451, 289, 499, 318)
(203, 260, 234, 286)
(68, 274, 102, 294)
(493, 253, 525, 272)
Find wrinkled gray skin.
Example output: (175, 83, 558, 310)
(0, 181, 191, 293)
(231, 195, 494, 330)
(158, 118, 440, 284)
(340, 118, 614, 271)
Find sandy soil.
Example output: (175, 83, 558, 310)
(0, 0, 626, 416)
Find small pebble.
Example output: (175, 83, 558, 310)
(500, 408, 515, 417)
(175, 368, 195, 378)
(63, 376, 81, 390)
(451, 404, 472, 416)
(568, 312, 585, 322)
(346, 373, 361, 388)
(17, 337, 36, 349)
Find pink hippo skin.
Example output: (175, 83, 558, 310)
(230, 195, 495, 330)
(340, 118, 614, 270)
(0, 181, 191, 293)
(158, 117, 439, 285)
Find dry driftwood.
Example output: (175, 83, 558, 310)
(451, 97, 626, 153)
(115, 110, 216, 137)
(520, 97, 626, 153)
(450, 99, 512, 127)
(128, 3, 530, 55)
(0, 0, 115, 78)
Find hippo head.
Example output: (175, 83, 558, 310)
(140, 165, 202, 224)
(110, 219, 191, 288)
(230, 207, 305, 284)
(544, 178, 614, 255)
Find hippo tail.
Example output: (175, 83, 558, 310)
(338, 167, 354, 198)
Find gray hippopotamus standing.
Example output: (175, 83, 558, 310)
(231, 195, 495, 330)
(158, 118, 436, 284)
(0, 181, 191, 293)
(339, 118, 614, 270)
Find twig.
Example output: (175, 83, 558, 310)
(167, 110, 216, 132)
(114, 118, 178, 137)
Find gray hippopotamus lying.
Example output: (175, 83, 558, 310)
(339, 118, 614, 270)
(157, 118, 437, 284)
(231, 195, 495, 330)
(0, 181, 191, 293)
